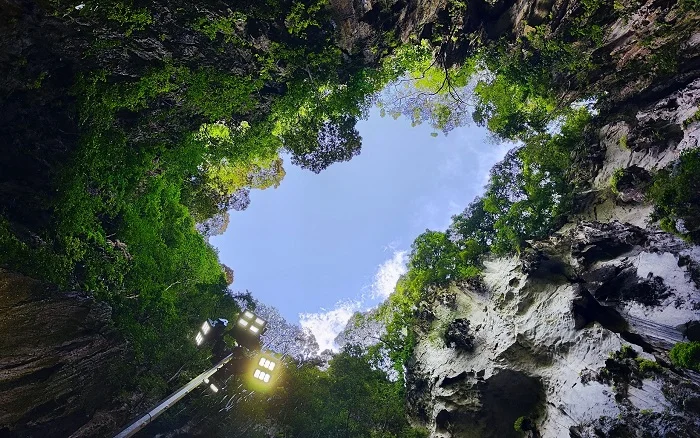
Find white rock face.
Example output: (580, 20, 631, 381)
(406, 77, 700, 438)
(577, 79, 700, 228)
(407, 223, 700, 437)
(402, 6, 700, 437)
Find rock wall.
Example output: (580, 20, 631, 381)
(405, 65, 700, 438)
(406, 220, 700, 437)
(0, 269, 133, 437)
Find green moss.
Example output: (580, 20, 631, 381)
(609, 167, 626, 194)
(29, 71, 47, 89)
(514, 416, 534, 432)
(683, 108, 700, 128)
(619, 134, 628, 150)
(669, 341, 700, 371)
(105, 2, 152, 36)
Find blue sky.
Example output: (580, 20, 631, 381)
(211, 108, 509, 351)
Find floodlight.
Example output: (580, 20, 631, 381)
(195, 332, 204, 345)
(204, 378, 209, 384)
(253, 369, 270, 382)
(258, 357, 275, 371)
(232, 309, 268, 349)
(250, 352, 279, 387)
(201, 321, 211, 335)
(209, 383, 219, 393)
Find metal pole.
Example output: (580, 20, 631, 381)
(114, 353, 234, 438)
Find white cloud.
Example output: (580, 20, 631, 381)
(371, 250, 408, 299)
(299, 250, 409, 352)
(299, 301, 360, 352)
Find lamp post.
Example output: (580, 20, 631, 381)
(113, 352, 234, 438)
(113, 309, 278, 438)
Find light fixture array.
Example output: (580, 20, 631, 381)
(253, 369, 271, 383)
(237, 310, 266, 336)
(195, 320, 212, 346)
(252, 354, 277, 384)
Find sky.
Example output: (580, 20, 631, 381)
(211, 108, 510, 351)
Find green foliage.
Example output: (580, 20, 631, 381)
(3, 0, 419, 403)
(374, 269, 428, 374)
(194, 11, 247, 43)
(649, 46, 679, 75)
(472, 66, 557, 141)
(669, 341, 700, 371)
(485, 109, 589, 253)
(285, 0, 327, 37)
(376, 41, 475, 134)
(635, 358, 662, 375)
(680, 0, 700, 11)
(648, 149, 700, 242)
(270, 67, 385, 172)
(0, 216, 75, 287)
(611, 345, 638, 360)
(200, 347, 429, 438)
(409, 230, 481, 286)
(102, 1, 153, 36)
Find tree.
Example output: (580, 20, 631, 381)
(222, 263, 234, 285)
(255, 303, 321, 362)
(196, 211, 230, 238)
(409, 230, 479, 286)
(286, 115, 362, 173)
(448, 197, 495, 252)
(376, 43, 477, 135)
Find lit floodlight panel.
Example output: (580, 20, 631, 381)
(255, 317, 264, 325)
(253, 369, 270, 382)
(201, 321, 211, 334)
(210, 383, 219, 393)
(238, 319, 248, 327)
(249, 325, 259, 334)
(257, 358, 275, 370)
(244, 311, 254, 319)
(195, 332, 204, 345)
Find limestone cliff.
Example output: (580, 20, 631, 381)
(406, 221, 700, 437)
(403, 58, 700, 438)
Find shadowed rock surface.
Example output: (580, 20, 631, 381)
(0, 269, 133, 437)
